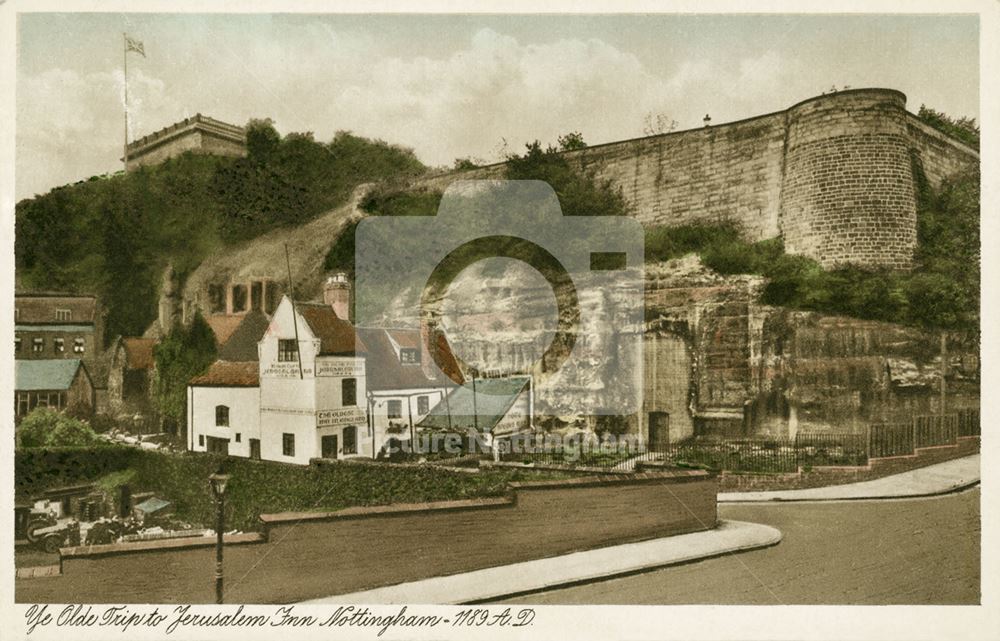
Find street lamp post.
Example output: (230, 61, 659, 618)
(208, 470, 230, 604)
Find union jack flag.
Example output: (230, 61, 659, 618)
(125, 34, 145, 57)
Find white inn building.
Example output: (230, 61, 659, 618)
(187, 291, 466, 464)
(189, 296, 369, 465)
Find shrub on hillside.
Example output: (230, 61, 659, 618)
(16, 409, 104, 449)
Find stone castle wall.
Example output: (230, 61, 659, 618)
(125, 114, 246, 171)
(418, 88, 978, 269)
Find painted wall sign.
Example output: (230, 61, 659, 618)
(262, 362, 313, 378)
(316, 359, 365, 377)
(317, 407, 367, 427)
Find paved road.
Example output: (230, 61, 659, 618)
(500, 489, 980, 605)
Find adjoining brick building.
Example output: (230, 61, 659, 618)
(15, 292, 104, 367)
(124, 114, 246, 171)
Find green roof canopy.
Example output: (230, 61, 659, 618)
(418, 376, 530, 434)
(15, 359, 84, 391)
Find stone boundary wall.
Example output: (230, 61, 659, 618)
(16, 469, 717, 604)
(416, 88, 979, 269)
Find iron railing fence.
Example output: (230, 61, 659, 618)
(498, 410, 976, 473)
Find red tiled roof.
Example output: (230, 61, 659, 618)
(206, 315, 244, 347)
(15, 294, 98, 324)
(123, 337, 156, 370)
(297, 303, 367, 355)
(189, 361, 259, 387)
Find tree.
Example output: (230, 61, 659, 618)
(643, 113, 678, 136)
(557, 132, 587, 151)
(505, 141, 628, 218)
(152, 311, 218, 434)
(245, 118, 281, 162)
(16, 409, 102, 448)
(917, 106, 979, 151)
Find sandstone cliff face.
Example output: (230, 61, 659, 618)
(409, 254, 979, 442)
(644, 256, 979, 440)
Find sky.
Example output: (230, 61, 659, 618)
(15, 12, 980, 201)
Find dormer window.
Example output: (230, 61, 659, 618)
(400, 348, 420, 364)
(55, 309, 71, 321)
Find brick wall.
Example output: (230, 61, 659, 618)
(16, 470, 717, 604)
(417, 88, 978, 269)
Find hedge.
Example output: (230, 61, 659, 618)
(16, 447, 565, 531)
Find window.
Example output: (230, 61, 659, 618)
(231, 284, 248, 313)
(198, 435, 205, 447)
(343, 426, 357, 455)
(54, 338, 65, 354)
(32, 337, 44, 353)
(16, 393, 29, 417)
(342, 378, 357, 406)
(235, 433, 241, 443)
(278, 339, 298, 362)
(387, 399, 403, 420)
(400, 348, 421, 364)
(14, 337, 21, 354)
(417, 395, 430, 415)
(215, 405, 230, 427)
(73, 338, 85, 354)
(265, 282, 279, 315)
(55, 309, 71, 321)
(208, 284, 226, 314)
(251, 281, 263, 311)
(282, 433, 295, 457)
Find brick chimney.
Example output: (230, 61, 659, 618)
(323, 272, 351, 321)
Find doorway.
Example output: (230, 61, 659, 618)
(648, 411, 669, 448)
(321, 435, 339, 459)
(206, 436, 229, 455)
(249, 438, 261, 460)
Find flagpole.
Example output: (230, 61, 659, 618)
(123, 32, 129, 173)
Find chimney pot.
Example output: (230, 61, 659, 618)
(323, 272, 351, 320)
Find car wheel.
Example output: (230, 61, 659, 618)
(42, 534, 63, 554)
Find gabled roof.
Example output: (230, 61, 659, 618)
(218, 311, 269, 362)
(356, 328, 462, 391)
(296, 302, 367, 356)
(123, 337, 157, 370)
(189, 361, 259, 387)
(15, 359, 88, 391)
(15, 293, 98, 325)
(418, 376, 530, 434)
(205, 315, 244, 347)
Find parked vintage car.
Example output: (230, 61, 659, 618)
(31, 520, 81, 553)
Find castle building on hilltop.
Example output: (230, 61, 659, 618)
(124, 114, 246, 171)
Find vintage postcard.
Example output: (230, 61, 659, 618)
(1, 2, 996, 640)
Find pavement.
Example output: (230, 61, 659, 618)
(718, 453, 980, 503)
(302, 519, 782, 605)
